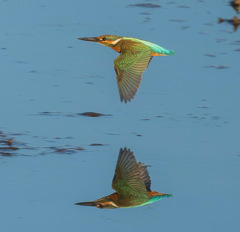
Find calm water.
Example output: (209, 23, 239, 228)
(1, 0, 240, 231)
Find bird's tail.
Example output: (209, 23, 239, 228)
(167, 50, 175, 56)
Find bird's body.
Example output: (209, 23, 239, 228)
(75, 148, 172, 209)
(78, 35, 175, 103)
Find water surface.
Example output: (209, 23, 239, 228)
(0, 1, 240, 232)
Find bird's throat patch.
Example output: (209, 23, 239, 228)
(111, 38, 122, 45)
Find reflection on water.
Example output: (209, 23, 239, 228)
(38, 111, 112, 117)
(218, 16, 240, 31)
(128, 3, 161, 8)
(0, 0, 240, 231)
(0, 131, 23, 157)
(75, 147, 172, 209)
(0, 130, 101, 157)
(205, 65, 229, 69)
(219, 1, 240, 31)
(230, 0, 240, 13)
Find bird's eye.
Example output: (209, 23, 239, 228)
(97, 204, 103, 208)
(102, 37, 106, 41)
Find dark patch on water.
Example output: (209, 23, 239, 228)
(181, 26, 191, 30)
(215, 38, 228, 43)
(234, 48, 240, 51)
(132, 132, 142, 137)
(89, 143, 105, 146)
(34, 145, 85, 156)
(143, 16, 151, 23)
(169, 19, 187, 22)
(205, 65, 229, 69)
(51, 147, 85, 154)
(204, 54, 216, 57)
(0, 131, 29, 157)
(128, 3, 161, 8)
(106, 133, 121, 136)
(16, 61, 28, 64)
(140, 12, 152, 15)
(0, 130, 88, 157)
(79, 112, 111, 117)
(38, 111, 112, 117)
(177, 5, 190, 8)
(211, 116, 220, 120)
(37, 146, 85, 155)
(0, 146, 19, 151)
(39, 111, 60, 116)
(0, 137, 13, 146)
(197, 106, 209, 109)
(56, 148, 76, 154)
(54, 136, 74, 140)
(0, 152, 12, 157)
(186, 108, 228, 125)
(204, 23, 214, 26)
(199, 31, 209, 35)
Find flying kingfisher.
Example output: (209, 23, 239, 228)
(78, 35, 175, 103)
(75, 148, 172, 209)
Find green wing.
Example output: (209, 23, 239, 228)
(114, 42, 152, 103)
(112, 148, 149, 201)
(138, 162, 151, 192)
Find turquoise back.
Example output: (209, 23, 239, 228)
(139, 194, 172, 207)
(120, 194, 172, 208)
(126, 37, 175, 55)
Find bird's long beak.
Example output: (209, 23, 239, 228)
(78, 37, 99, 42)
(75, 201, 98, 207)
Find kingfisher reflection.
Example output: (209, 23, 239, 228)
(75, 147, 172, 209)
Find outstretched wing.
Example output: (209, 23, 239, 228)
(112, 148, 149, 201)
(138, 162, 151, 192)
(114, 42, 152, 103)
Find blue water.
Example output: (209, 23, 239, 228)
(1, 1, 240, 231)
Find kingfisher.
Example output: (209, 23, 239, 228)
(78, 35, 175, 103)
(75, 148, 172, 209)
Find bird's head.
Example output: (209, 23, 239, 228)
(78, 35, 122, 47)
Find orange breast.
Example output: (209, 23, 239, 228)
(112, 47, 121, 53)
